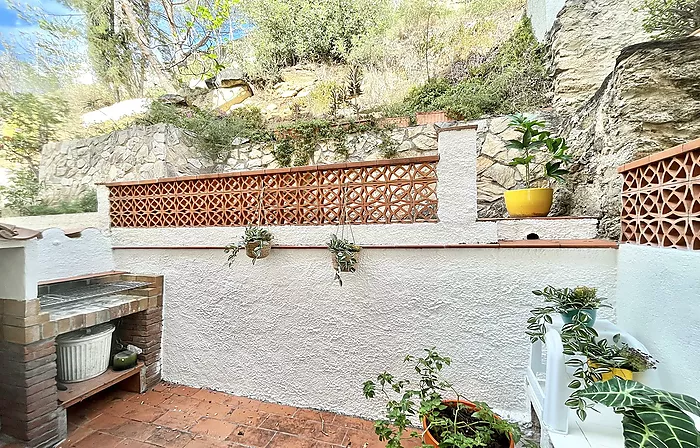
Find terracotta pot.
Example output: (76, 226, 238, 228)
(378, 116, 411, 128)
(245, 241, 271, 259)
(416, 111, 449, 125)
(421, 400, 515, 448)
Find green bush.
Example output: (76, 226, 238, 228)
(0, 169, 97, 216)
(388, 16, 549, 120)
(238, 0, 389, 81)
(640, 0, 700, 39)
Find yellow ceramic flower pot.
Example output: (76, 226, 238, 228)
(503, 188, 553, 217)
(588, 362, 634, 382)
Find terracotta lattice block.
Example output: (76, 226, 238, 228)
(106, 157, 440, 228)
(619, 143, 700, 250)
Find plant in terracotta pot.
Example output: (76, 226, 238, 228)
(224, 225, 273, 265)
(362, 348, 521, 448)
(327, 234, 360, 286)
(504, 114, 571, 217)
(526, 286, 610, 342)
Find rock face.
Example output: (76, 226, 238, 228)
(548, 0, 649, 114)
(560, 37, 700, 238)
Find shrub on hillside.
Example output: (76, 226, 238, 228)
(640, 0, 700, 39)
(139, 102, 269, 166)
(385, 16, 550, 120)
(237, 0, 389, 81)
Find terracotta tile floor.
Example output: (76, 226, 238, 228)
(61, 382, 422, 448)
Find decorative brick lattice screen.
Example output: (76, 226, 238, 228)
(619, 139, 700, 250)
(106, 156, 440, 228)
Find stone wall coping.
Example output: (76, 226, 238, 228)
(100, 155, 441, 186)
(617, 137, 700, 173)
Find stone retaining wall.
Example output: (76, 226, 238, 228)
(39, 123, 440, 202)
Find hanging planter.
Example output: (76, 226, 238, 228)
(225, 225, 274, 265)
(328, 234, 361, 286)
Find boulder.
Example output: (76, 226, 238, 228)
(158, 94, 188, 106)
(212, 86, 254, 111)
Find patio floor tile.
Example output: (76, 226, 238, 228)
(65, 381, 397, 448)
(153, 410, 201, 431)
(145, 427, 194, 448)
(70, 431, 124, 448)
(190, 417, 237, 440)
(225, 425, 276, 447)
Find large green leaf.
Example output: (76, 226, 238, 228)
(623, 404, 700, 448)
(575, 378, 656, 408)
(577, 379, 700, 448)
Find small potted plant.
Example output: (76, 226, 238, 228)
(224, 225, 273, 265)
(573, 378, 700, 448)
(363, 348, 521, 448)
(503, 114, 571, 217)
(327, 234, 361, 286)
(558, 320, 657, 419)
(527, 286, 610, 342)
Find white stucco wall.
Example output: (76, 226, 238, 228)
(616, 244, 700, 399)
(494, 218, 598, 241)
(27, 228, 115, 283)
(527, 0, 566, 41)
(114, 245, 618, 421)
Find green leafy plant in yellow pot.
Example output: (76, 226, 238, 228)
(504, 114, 571, 217)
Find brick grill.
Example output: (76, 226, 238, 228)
(0, 273, 164, 447)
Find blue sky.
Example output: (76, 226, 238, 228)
(0, 0, 76, 35)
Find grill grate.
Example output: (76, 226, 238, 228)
(39, 281, 151, 309)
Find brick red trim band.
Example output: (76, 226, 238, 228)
(111, 240, 618, 250)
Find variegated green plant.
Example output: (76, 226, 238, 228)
(573, 377, 700, 448)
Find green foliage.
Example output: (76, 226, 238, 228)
(139, 102, 269, 166)
(238, 0, 389, 80)
(640, 0, 700, 40)
(224, 225, 274, 265)
(328, 234, 361, 285)
(526, 285, 610, 343)
(391, 16, 549, 120)
(0, 168, 97, 216)
(362, 348, 521, 448)
(66, 0, 140, 99)
(505, 114, 571, 188)
(0, 92, 67, 175)
(574, 378, 700, 448)
(271, 119, 381, 167)
(0, 168, 42, 215)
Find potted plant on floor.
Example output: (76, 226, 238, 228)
(362, 348, 521, 448)
(503, 114, 571, 217)
(224, 225, 274, 265)
(527, 286, 610, 342)
(573, 377, 700, 448)
(327, 234, 361, 286)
